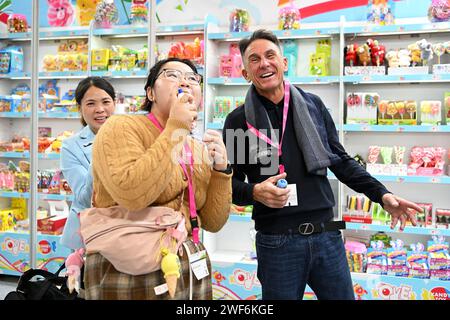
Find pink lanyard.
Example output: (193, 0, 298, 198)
(147, 113, 200, 244)
(246, 81, 290, 174)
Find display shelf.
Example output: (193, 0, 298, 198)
(91, 70, 148, 78)
(346, 222, 450, 237)
(350, 272, 450, 300)
(209, 250, 257, 265)
(38, 71, 87, 79)
(39, 27, 90, 39)
(93, 22, 204, 37)
(371, 175, 450, 184)
(0, 112, 79, 119)
(0, 152, 60, 160)
(343, 124, 450, 133)
(343, 74, 450, 84)
(0, 72, 31, 79)
(207, 75, 340, 85)
(344, 21, 450, 36)
(0, 190, 74, 201)
(0, 31, 31, 40)
(208, 27, 339, 41)
(229, 214, 252, 223)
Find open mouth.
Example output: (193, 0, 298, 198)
(260, 72, 275, 79)
(94, 116, 108, 122)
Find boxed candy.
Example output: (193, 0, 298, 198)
(366, 241, 387, 275)
(387, 240, 408, 277)
(378, 100, 417, 125)
(346, 92, 379, 125)
(407, 146, 446, 176)
(420, 101, 442, 125)
(435, 208, 450, 228)
(407, 243, 430, 279)
(0, 46, 24, 74)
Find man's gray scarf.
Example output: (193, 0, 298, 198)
(244, 83, 341, 175)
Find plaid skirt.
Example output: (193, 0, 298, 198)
(84, 240, 212, 300)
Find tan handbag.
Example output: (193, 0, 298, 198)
(79, 205, 187, 276)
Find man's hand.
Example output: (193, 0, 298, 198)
(253, 173, 290, 208)
(382, 193, 422, 231)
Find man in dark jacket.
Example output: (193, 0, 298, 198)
(222, 29, 422, 300)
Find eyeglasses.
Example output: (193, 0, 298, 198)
(157, 69, 202, 85)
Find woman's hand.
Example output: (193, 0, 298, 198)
(202, 129, 228, 171)
(168, 89, 198, 129)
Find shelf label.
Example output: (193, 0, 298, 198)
(362, 76, 371, 82)
(361, 125, 369, 131)
(432, 74, 441, 81)
(396, 126, 405, 132)
(399, 27, 405, 32)
(431, 126, 438, 132)
(396, 177, 405, 183)
(430, 229, 441, 235)
(224, 33, 232, 39)
(431, 178, 440, 183)
(359, 224, 369, 230)
(283, 31, 291, 37)
(399, 76, 405, 81)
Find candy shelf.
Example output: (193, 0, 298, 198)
(343, 124, 450, 133)
(346, 222, 450, 237)
(0, 152, 61, 160)
(0, 191, 73, 202)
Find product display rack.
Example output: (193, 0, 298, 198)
(202, 16, 450, 300)
(0, 8, 205, 275)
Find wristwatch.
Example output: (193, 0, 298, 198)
(213, 161, 232, 174)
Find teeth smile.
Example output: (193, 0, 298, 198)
(261, 73, 274, 78)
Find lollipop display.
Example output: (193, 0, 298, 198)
(432, 43, 446, 65)
(405, 101, 417, 120)
(380, 147, 393, 165)
(94, 0, 119, 29)
(378, 100, 388, 119)
(131, 0, 148, 25)
(368, 146, 381, 164)
(386, 101, 397, 119)
(393, 146, 406, 165)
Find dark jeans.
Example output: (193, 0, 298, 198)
(256, 230, 355, 300)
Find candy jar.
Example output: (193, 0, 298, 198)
(229, 8, 250, 32)
(278, 2, 300, 30)
(7, 14, 28, 33)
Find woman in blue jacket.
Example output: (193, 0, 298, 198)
(60, 77, 116, 250)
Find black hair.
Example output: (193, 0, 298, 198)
(75, 77, 116, 127)
(142, 57, 199, 112)
(238, 29, 282, 57)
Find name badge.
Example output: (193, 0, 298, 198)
(285, 184, 298, 207)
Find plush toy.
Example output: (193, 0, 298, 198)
(408, 43, 422, 66)
(397, 49, 411, 67)
(76, 0, 100, 26)
(65, 248, 85, 293)
(357, 43, 371, 66)
(417, 39, 434, 65)
(385, 50, 400, 68)
(345, 43, 358, 67)
(47, 0, 74, 27)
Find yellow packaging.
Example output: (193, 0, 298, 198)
(91, 49, 110, 71)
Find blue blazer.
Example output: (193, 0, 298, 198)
(60, 125, 95, 250)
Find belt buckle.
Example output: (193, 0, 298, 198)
(298, 223, 314, 235)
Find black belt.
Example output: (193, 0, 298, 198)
(263, 220, 346, 235)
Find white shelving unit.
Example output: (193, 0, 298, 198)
(201, 16, 450, 300)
